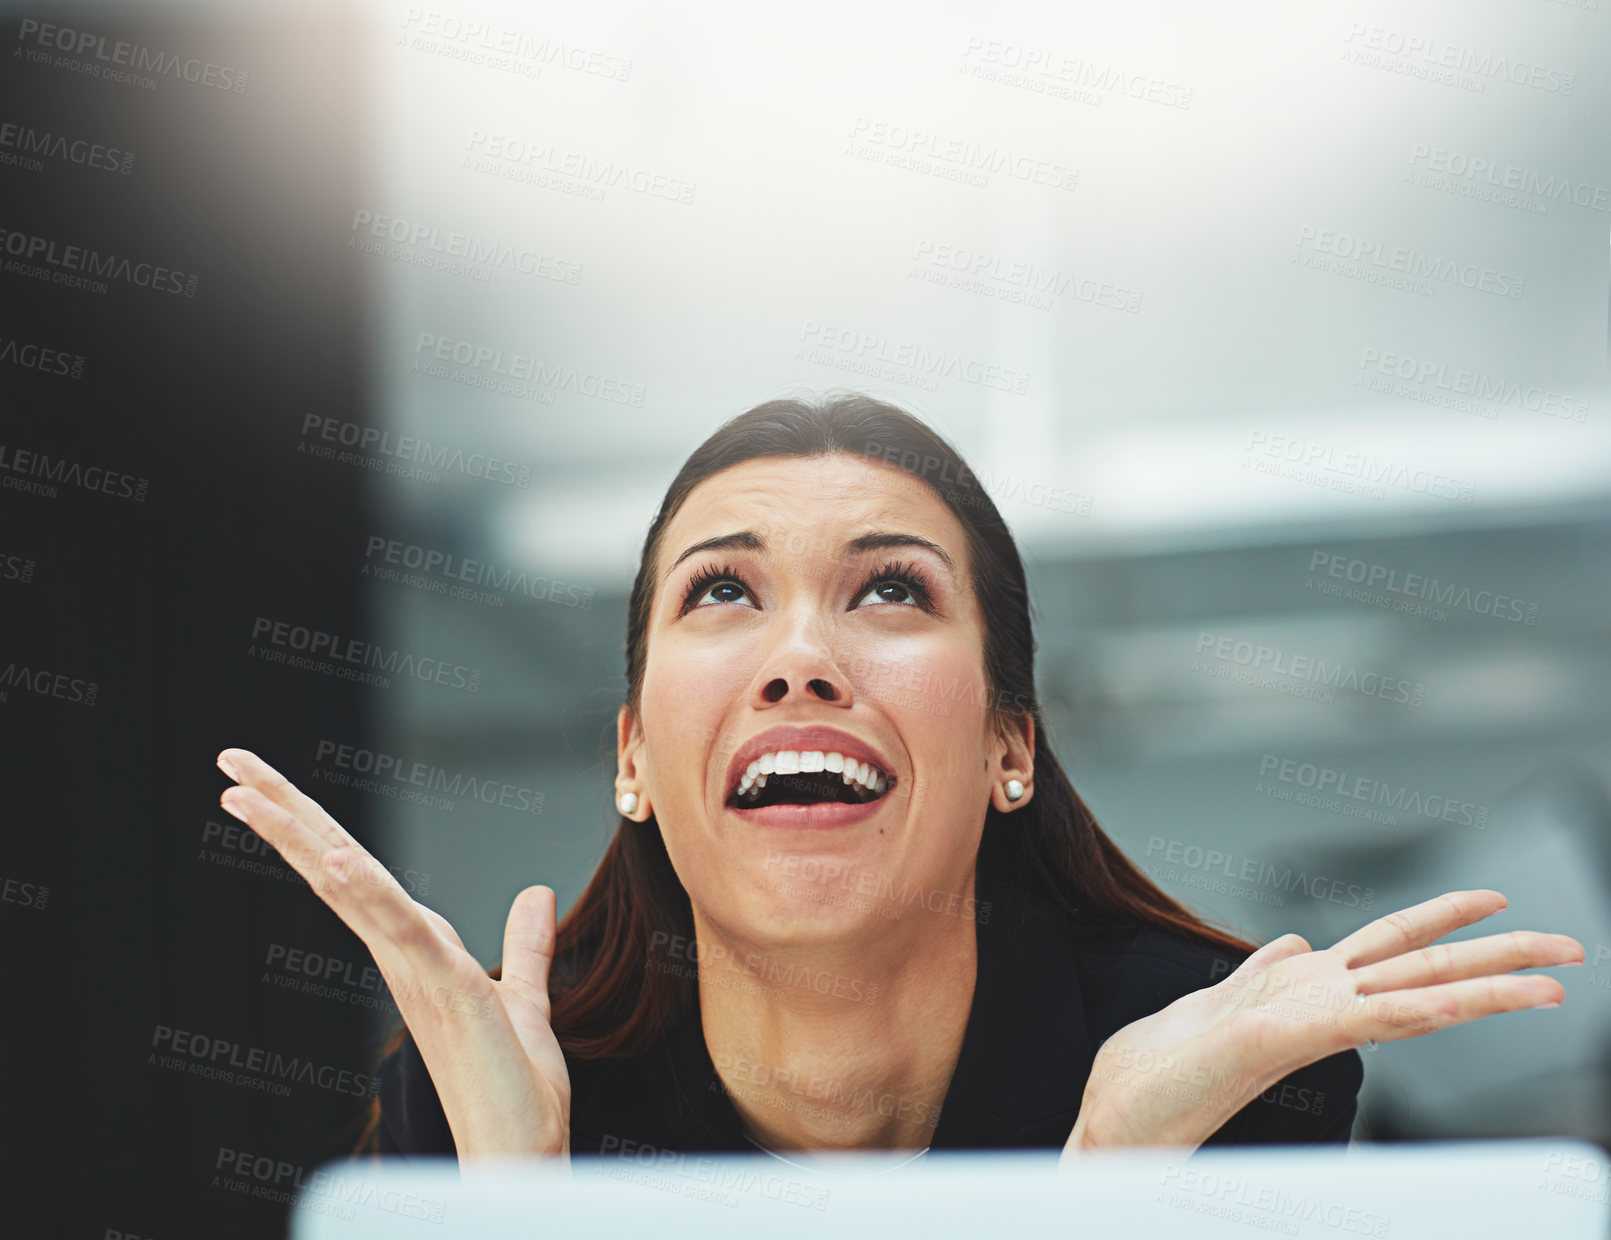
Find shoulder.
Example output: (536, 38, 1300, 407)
(1072, 920, 1363, 1145)
(1073, 920, 1249, 1037)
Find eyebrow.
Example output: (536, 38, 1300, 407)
(671, 529, 957, 581)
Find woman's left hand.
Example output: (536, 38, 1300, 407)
(1062, 889, 1582, 1156)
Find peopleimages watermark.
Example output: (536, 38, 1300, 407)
(847, 649, 1035, 722)
(1306, 549, 1539, 626)
(247, 615, 483, 693)
(412, 331, 646, 407)
(362, 533, 594, 611)
(1244, 431, 1475, 504)
(647, 930, 881, 1005)
(1294, 225, 1525, 301)
(1343, 22, 1574, 96)
(0, 550, 35, 584)
(464, 129, 692, 203)
(0, 333, 86, 378)
(1144, 835, 1377, 912)
(309, 738, 546, 816)
(1193, 629, 1426, 708)
(1157, 1162, 1390, 1236)
(0, 658, 98, 707)
(1356, 345, 1588, 424)
(399, 8, 632, 82)
(198, 816, 433, 897)
(1256, 753, 1488, 829)
(0, 225, 197, 296)
(1536, 1147, 1610, 1208)
(13, 18, 249, 93)
(860, 437, 1092, 517)
(298, 415, 532, 488)
(1406, 144, 1610, 217)
(1090, 1045, 1332, 1120)
(213, 1145, 449, 1222)
(1213, 972, 1451, 1039)
(349, 210, 582, 285)
(0, 442, 148, 503)
(710, 1050, 943, 1135)
(798, 320, 1030, 395)
(846, 116, 1078, 192)
(0, 117, 133, 175)
(262, 940, 497, 1021)
(957, 35, 1192, 110)
(1, 873, 49, 911)
(909, 237, 1143, 314)
(593, 1136, 830, 1212)
(761, 853, 992, 924)
(149, 1023, 380, 1099)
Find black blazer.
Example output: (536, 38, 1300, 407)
(376, 866, 1362, 1156)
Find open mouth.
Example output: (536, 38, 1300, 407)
(728, 751, 894, 810)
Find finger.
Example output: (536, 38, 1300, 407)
(220, 783, 499, 1048)
(1352, 930, 1584, 995)
(418, 903, 468, 954)
(1214, 933, 1312, 999)
(220, 748, 468, 953)
(1355, 973, 1566, 1043)
(220, 784, 425, 953)
(1235, 933, 1313, 972)
(499, 885, 557, 1019)
(1327, 890, 1507, 968)
(218, 747, 356, 853)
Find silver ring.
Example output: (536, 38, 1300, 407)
(1356, 992, 1377, 1049)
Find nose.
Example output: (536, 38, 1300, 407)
(760, 675, 844, 704)
(750, 617, 854, 710)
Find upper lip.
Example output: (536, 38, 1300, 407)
(722, 725, 898, 803)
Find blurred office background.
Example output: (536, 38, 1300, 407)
(5, 0, 1611, 1234)
(358, 0, 1611, 1148)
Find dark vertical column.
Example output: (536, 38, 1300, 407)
(0, 7, 385, 1236)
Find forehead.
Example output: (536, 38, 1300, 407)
(658, 453, 971, 571)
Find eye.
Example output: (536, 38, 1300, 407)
(682, 563, 756, 611)
(852, 561, 934, 611)
(694, 580, 752, 607)
(856, 579, 918, 607)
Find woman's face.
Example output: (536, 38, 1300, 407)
(619, 451, 1032, 950)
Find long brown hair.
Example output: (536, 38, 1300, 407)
(352, 391, 1254, 1155)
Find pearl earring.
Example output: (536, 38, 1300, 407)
(1004, 779, 1025, 803)
(618, 792, 639, 816)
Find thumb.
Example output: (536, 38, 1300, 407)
(500, 884, 557, 1016)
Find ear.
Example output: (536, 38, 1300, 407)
(616, 702, 650, 821)
(987, 711, 1035, 813)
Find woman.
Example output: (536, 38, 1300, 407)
(215, 393, 1581, 1162)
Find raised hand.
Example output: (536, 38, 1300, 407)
(216, 747, 570, 1160)
(1063, 890, 1582, 1155)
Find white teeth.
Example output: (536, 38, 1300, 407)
(731, 748, 894, 802)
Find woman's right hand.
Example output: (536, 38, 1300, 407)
(216, 747, 570, 1161)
